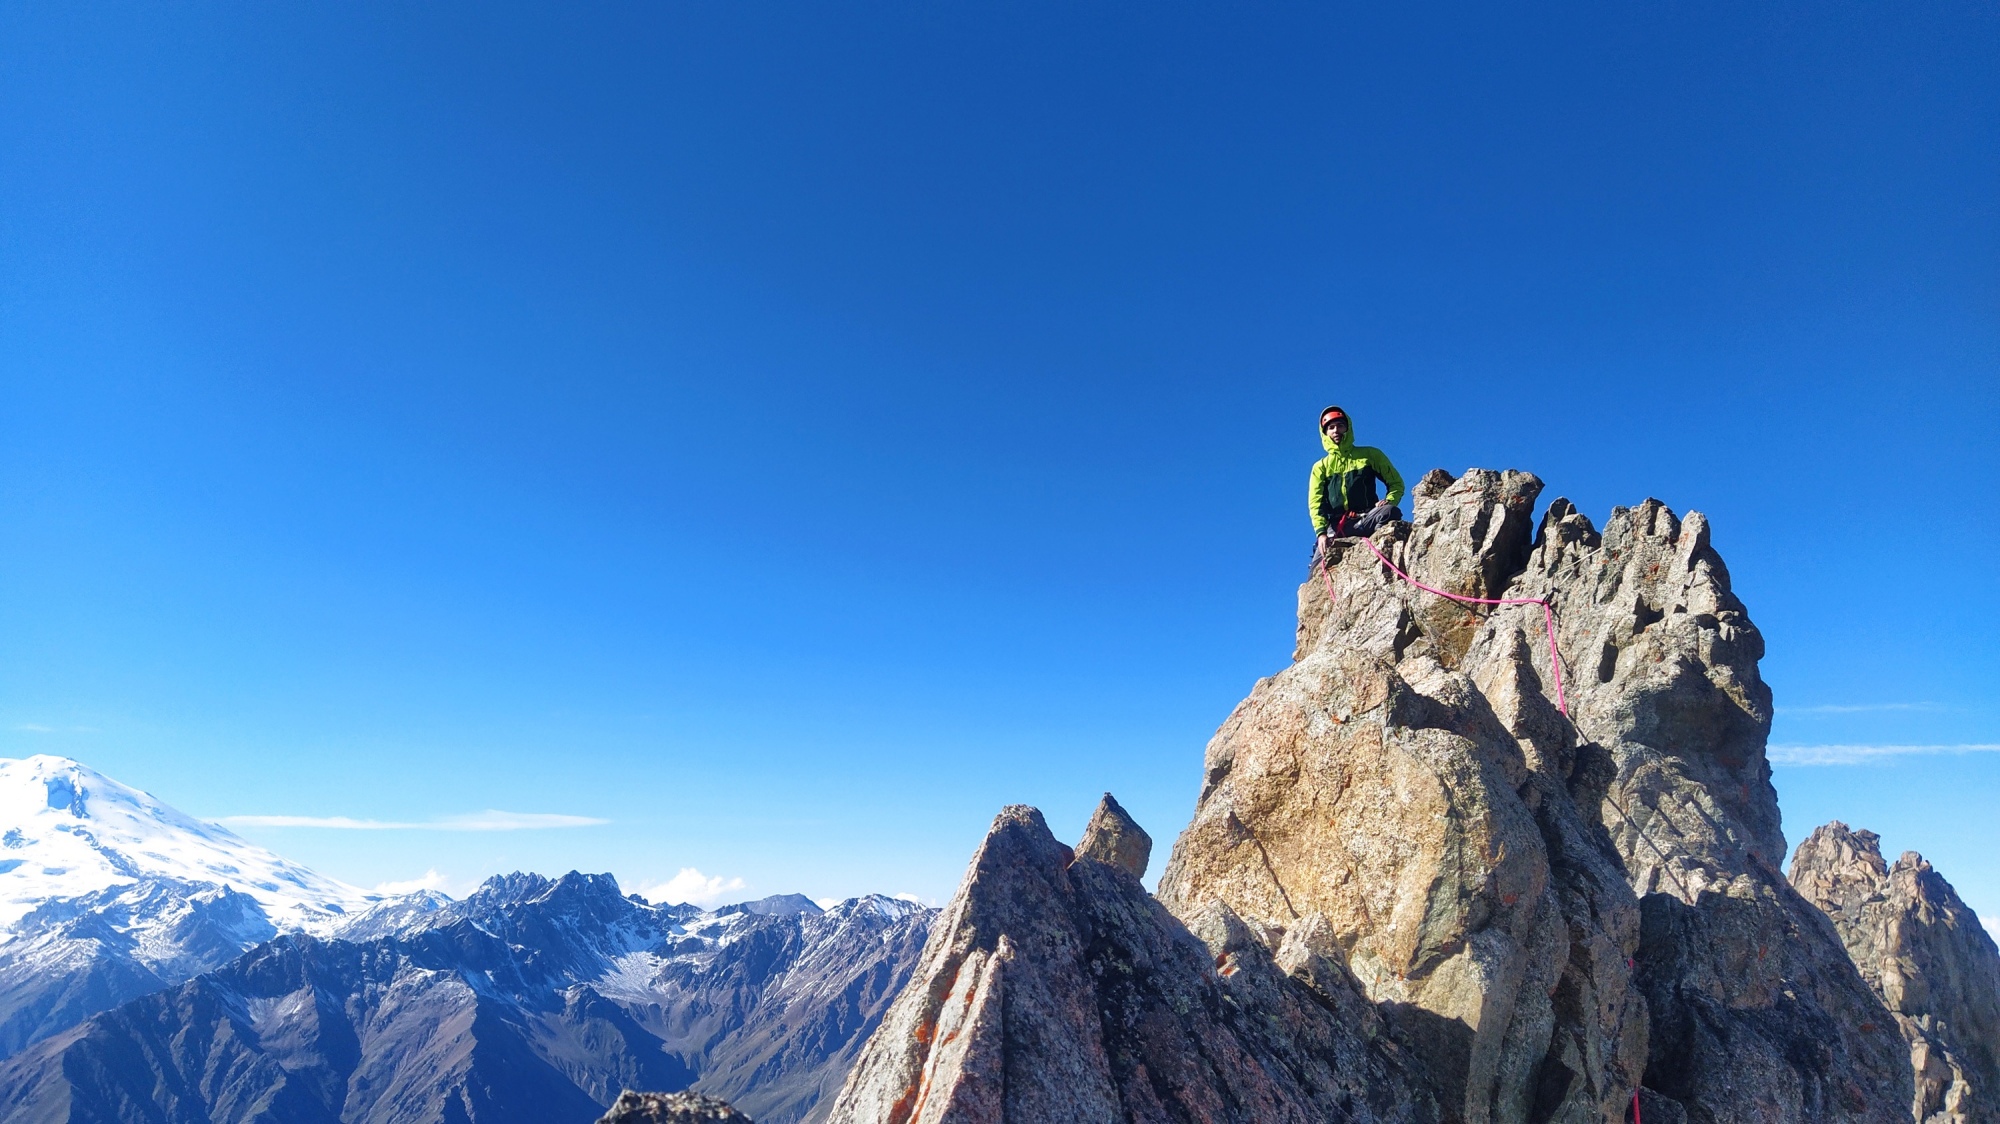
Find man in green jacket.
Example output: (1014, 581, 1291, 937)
(1310, 404, 1405, 563)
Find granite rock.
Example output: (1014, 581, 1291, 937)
(1791, 822, 2000, 1123)
(1159, 468, 1911, 1123)
(1075, 792, 1152, 880)
(824, 804, 1435, 1124)
(1518, 495, 1912, 1124)
(1161, 469, 1646, 1124)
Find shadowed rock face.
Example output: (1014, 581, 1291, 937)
(1519, 495, 1912, 1124)
(1791, 822, 2000, 1124)
(1159, 468, 1911, 1124)
(824, 804, 1436, 1124)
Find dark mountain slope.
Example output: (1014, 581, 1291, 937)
(0, 873, 930, 1124)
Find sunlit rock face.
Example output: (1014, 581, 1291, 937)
(1159, 468, 1912, 1124)
(1792, 822, 2000, 1124)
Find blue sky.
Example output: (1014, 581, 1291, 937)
(2, 2, 1994, 914)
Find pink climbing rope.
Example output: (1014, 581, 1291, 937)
(1322, 531, 1631, 1116)
(1317, 533, 1569, 717)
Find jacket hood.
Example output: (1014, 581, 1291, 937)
(1319, 404, 1355, 454)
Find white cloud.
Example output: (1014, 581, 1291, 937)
(14, 724, 53, 733)
(1775, 702, 1942, 716)
(637, 867, 748, 907)
(1769, 743, 2000, 766)
(813, 897, 843, 910)
(374, 869, 451, 895)
(220, 810, 608, 831)
(894, 892, 928, 905)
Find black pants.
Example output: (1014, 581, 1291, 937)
(1310, 505, 1403, 570)
(1330, 504, 1401, 538)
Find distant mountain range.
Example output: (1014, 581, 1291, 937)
(0, 755, 933, 1122)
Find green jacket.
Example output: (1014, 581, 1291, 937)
(1308, 409, 1404, 533)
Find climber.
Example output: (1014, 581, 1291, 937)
(1309, 405, 1405, 566)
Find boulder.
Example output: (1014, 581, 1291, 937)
(1791, 822, 2000, 1123)
(1075, 792, 1152, 879)
(601, 1090, 756, 1122)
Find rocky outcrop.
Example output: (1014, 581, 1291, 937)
(1160, 469, 1645, 1124)
(1075, 792, 1152, 879)
(1521, 491, 1912, 1124)
(0, 873, 932, 1124)
(825, 803, 1435, 1124)
(1158, 468, 1912, 1123)
(1791, 822, 2000, 1123)
(602, 1090, 757, 1123)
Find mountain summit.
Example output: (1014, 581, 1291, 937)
(0, 754, 389, 1057)
(0, 755, 375, 933)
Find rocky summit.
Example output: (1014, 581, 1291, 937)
(8, 466, 1982, 1124)
(802, 467, 1928, 1124)
(1791, 822, 2000, 1124)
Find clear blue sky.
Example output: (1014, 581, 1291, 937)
(2, 2, 1994, 914)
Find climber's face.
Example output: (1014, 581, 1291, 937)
(1321, 414, 1347, 441)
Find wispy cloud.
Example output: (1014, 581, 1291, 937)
(1769, 743, 2000, 766)
(221, 811, 608, 831)
(1774, 702, 1942, 716)
(13, 724, 54, 733)
(636, 867, 748, 907)
(374, 869, 452, 895)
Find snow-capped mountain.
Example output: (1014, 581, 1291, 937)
(0, 755, 378, 933)
(0, 873, 934, 1124)
(0, 755, 400, 1057)
(0, 755, 940, 1121)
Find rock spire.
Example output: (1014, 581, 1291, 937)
(1159, 467, 1911, 1124)
(1075, 792, 1152, 879)
(1791, 821, 2000, 1124)
(824, 803, 1434, 1124)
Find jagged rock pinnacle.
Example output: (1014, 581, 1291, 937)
(824, 804, 1434, 1124)
(1791, 821, 2000, 1124)
(1074, 792, 1152, 879)
(826, 466, 1925, 1124)
(1160, 467, 1912, 1124)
